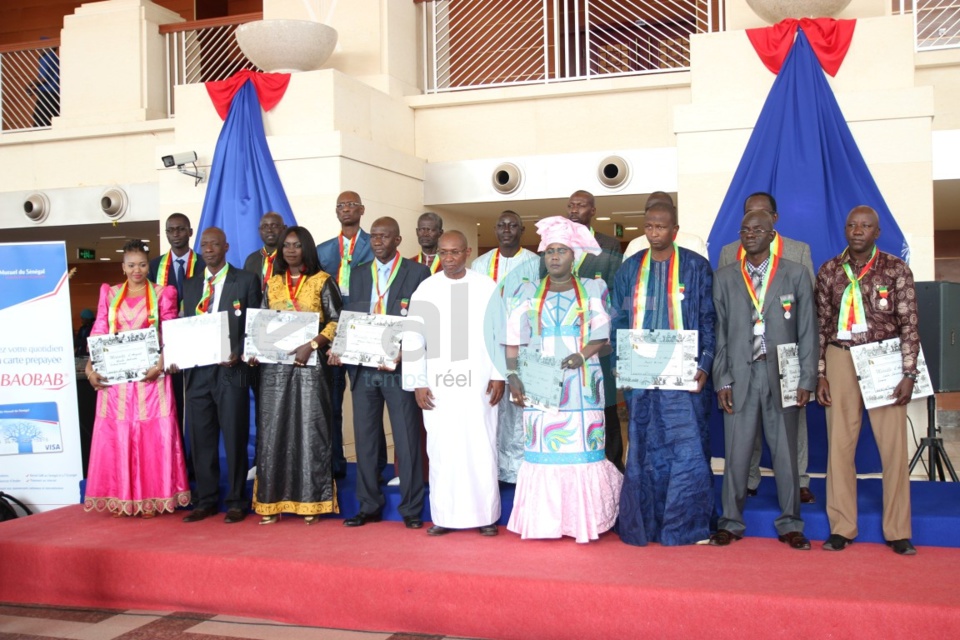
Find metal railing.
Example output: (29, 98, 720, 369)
(896, 0, 960, 50)
(419, 0, 722, 93)
(161, 13, 262, 117)
(0, 40, 60, 132)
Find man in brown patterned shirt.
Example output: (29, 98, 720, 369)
(815, 206, 920, 556)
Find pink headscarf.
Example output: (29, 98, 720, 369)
(536, 216, 602, 262)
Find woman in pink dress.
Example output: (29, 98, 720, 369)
(505, 217, 623, 543)
(83, 240, 191, 517)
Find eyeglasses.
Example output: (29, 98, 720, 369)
(739, 227, 768, 237)
(437, 249, 466, 258)
(283, 242, 303, 249)
(336, 201, 362, 210)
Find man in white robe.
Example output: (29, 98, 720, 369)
(403, 230, 506, 536)
(470, 210, 540, 483)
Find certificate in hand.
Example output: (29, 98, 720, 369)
(330, 310, 404, 370)
(87, 327, 161, 386)
(244, 308, 321, 366)
(850, 338, 933, 409)
(517, 347, 565, 409)
(777, 343, 801, 408)
(616, 329, 699, 390)
(162, 311, 231, 370)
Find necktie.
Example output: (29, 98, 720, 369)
(175, 258, 186, 300)
(750, 265, 764, 361)
(198, 275, 216, 314)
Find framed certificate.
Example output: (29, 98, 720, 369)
(777, 343, 800, 408)
(516, 347, 565, 409)
(331, 310, 404, 370)
(244, 308, 321, 366)
(850, 338, 933, 409)
(87, 327, 161, 385)
(162, 311, 231, 370)
(615, 329, 699, 390)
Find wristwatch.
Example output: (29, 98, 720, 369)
(903, 371, 918, 382)
(310, 339, 320, 351)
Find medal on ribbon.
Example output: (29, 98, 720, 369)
(781, 296, 792, 320)
(233, 299, 242, 317)
(400, 298, 409, 316)
(878, 285, 889, 308)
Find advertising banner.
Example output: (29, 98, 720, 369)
(0, 242, 82, 511)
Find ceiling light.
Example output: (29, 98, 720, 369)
(625, 226, 638, 231)
(115, 249, 124, 253)
(596, 216, 611, 221)
(99, 258, 111, 261)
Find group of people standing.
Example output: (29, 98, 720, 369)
(81, 187, 920, 556)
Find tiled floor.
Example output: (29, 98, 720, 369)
(0, 604, 459, 640)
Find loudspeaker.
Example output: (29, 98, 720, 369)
(916, 281, 960, 393)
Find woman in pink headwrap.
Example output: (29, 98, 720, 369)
(504, 216, 623, 543)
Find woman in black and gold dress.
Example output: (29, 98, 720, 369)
(252, 226, 342, 524)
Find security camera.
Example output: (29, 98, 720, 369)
(161, 151, 205, 186)
(161, 151, 198, 168)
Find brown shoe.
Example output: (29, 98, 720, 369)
(800, 487, 816, 504)
(778, 531, 811, 550)
(708, 529, 742, 546)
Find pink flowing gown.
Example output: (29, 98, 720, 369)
(83, 283, 191, 516)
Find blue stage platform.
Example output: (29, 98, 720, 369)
(79, 463, 959, 547)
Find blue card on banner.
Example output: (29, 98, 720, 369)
(0, 402, 63, 455)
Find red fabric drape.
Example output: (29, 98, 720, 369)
(746, 17, 856, 77)
(205, 70, 291, 120)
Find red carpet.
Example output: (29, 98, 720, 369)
(2, 505, 960, 640)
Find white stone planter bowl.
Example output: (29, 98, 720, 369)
(236, 19, 338, 73)
(745, 0, 852, 24)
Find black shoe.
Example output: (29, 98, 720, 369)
(746, 488, 758, 497)
(823, 534, 853, 551)
(223, 508, 246, 524)
(427, 525, 453, 536)
(182, 506, 217, 523)
(886, 539, 917, 556)
(800, 487, 816, 504)
(479, 524, 498, 536)
(343, 511, 383, 527)
(333, 469, 346, 480)
(403, 516, 423, 529)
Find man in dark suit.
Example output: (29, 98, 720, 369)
(717, 192, 817, 503)
(330, 217, 430, 529)
(170, 227, 262, 524)
(243, 211, 285, 293)
(149, 213, 205, 305)
(711, 210, 817, 549)
(542, 190, 624, 471)
(317, 191, 375, 479)
(149, 212, 205, 475)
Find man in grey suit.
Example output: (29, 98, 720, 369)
(718, 192, 817, 504)
(710, 210, 817, 549)
(330, 217, 431, 529)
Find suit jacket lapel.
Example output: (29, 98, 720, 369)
(217, 268, 237, 312)
(761, 262, 786, 316)
(386, 262, 411, 316)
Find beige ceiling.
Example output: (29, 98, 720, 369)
(2, 221, 160, 263)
